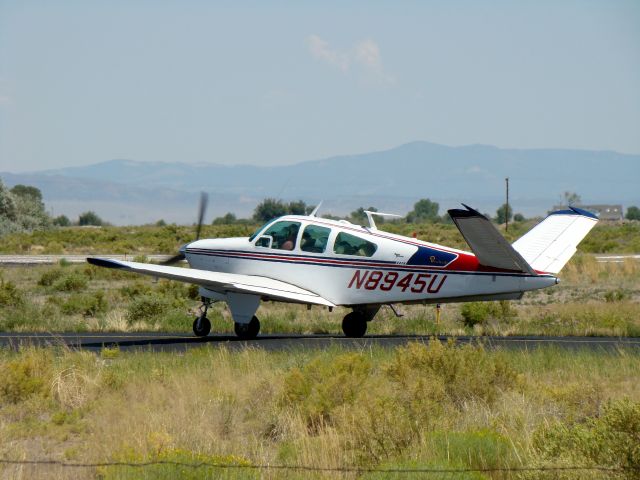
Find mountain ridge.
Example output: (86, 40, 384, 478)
(3, 141, 638, 225)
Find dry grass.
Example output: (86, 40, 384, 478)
(0, 343, 638, 479)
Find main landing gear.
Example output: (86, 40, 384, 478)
(234, 316, 261, 340)
(341, 306, 380, 338)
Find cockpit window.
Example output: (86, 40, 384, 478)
(333, 232, 377, 257)
(260, 221, 301, 250)
(300, 225, 331, 253)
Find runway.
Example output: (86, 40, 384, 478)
(0, 332, 638, 353)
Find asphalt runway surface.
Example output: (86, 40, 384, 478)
(0, 332, 638, 353)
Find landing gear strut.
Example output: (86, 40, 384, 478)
(234, 316, 260, 340)
(193, 298, 212, 337)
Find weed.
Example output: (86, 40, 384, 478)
(282, 352, 372, 430)
(52, 272, 88, 292)
(386, 341, 518, 407)
(604, 289, 628, 302)
(58, 291, 108, 316)
(126, 294, 171, 324)
(37, 267, 64, 286)
(0, 349, 51, 403)
(0, 277, 24, 307)
(533, 398, 640, 476)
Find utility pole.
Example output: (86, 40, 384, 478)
(505, 177, 509, 232)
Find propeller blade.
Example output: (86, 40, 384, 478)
(161, 192, 208, 266)
(194, 192, 209, 241)
(160, 252, 185, 266)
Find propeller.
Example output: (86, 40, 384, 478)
(161, 192, 209, 266)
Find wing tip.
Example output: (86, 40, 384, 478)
(86, 257, 126, 269)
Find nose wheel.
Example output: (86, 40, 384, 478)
(193, 315, 211, 337)
(193, 297, 212, 337)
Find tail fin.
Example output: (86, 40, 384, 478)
(512, 207, 598, 274)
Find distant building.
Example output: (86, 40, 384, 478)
(552, 204, 624, 221)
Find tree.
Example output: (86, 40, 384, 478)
(1, 180, 50, 233)
(287, 200, 309, 216)
(0, 180, 17, 222)
(495, 203, 513, 224)
(406, 198, 439, 223)
(213, 212, 237, 225)
(563, 191, 582, 206)
(626, 206, 640, 221)
(78, 211, 104, 226)
(513, 213, 526, 222)
(350, 206, 380, 225)
(53, 215, 71, 227)
(10, 185, 43, 203)
(253, 198, 288, 223)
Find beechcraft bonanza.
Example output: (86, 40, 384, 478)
(88, 196, 598, 339)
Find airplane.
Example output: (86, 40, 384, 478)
(87, 195, 598, 339)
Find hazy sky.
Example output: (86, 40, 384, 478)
(1, 1, 639, 172)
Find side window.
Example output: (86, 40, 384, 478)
(259, 221, 301, 251)
(300, 225, 331, 253)
(333, 232, 377, 257)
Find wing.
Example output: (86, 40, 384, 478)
(87, 257, 335, 307)
(447, 204, 536, 274)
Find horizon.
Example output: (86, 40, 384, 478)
(5, 139, 640, 175)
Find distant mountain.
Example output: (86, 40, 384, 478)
(3, 142, 639, 225)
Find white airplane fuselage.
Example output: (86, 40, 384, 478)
(185, 215, 557, 307)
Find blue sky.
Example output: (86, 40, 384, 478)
(1, 1, 639, 172)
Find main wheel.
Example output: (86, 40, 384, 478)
(342, 311, 367, 338)
(234, 316, 260, 340)
(193, 316, 211, 337)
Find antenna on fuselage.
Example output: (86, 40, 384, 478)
(364, 210, 402, 230)
(309, 201, 323, 217)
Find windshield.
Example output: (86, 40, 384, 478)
(249, 220, 275, 242)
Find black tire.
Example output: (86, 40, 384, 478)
(193, 316, 211, 337)
(234, 316, 260, 340)
(342, 311, 367, 338)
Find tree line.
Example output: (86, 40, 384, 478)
(0, 180, 108, 235)
(3, 178, 640, 236)
(222, 197, 528, 226)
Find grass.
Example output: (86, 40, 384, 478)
(0, 251, 638, 337)
(0, 342, 638, 479)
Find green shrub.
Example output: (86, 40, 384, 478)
(0, 278, 24, 307)
(0, 349, 51, 403)
(119, 281, 152, 299)
(52, 272, 88, 292)
(126, 294, 171, 323)
(282, 352, 372, 429)
(37, 268, 64, 286)
(459, 301, 517, 328)
(604, 289, 628, 303)
(386, 341, 518, 407)
(60, 291, 108, 316)
(533, 398, 640, 476)
(460, 302, 493, 327)
(100, 448, 252, 480)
